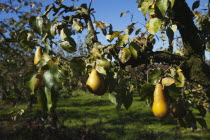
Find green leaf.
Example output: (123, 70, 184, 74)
(60, 27, 72, 40)
(120, 11, 129, 17)
(96, 58, 111, 68)
(140, 83, 154, 100)
(106, 31, 123, 41)
(25, 70, 36, 94)
(43, 68, 62, 90)
(45, 87, 52, 111)
(175, 70, 185, 87)
(60, 37, 76, 53)
(192, 0, 200, 11)
(117, 34, 129, 47)
(18, 30, 30, 41)
(36, 88, 48, 111)
(36, 16, 44, 34)
(156, 0, 168, 18)
(94, 21, 106, 29)
(196, 118, 207, 130)
(129, 41, 140, 59)
(138, 0, 153, 17)
(29, 16, 39, 34)
(166, 26, 174, 45)
(73, 19, 83, 32)
(126, 23, 136, 35)
(146, 18, 161, 34)
(70, 57, 86, 72)
(123, 91, 133, 110)
(148, 68, 164, 85)
(169, 0, 175, 8)
(109, 92, 117, 105)
(119, 47, 131, 63)
(96, 65, 107, 75)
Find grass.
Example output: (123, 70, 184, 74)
(0, 89, 210, 139)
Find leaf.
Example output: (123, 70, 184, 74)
(106, 31, 123, 41)
(94, 21, 106, 29)
(60, 37, 76, 53)
(148, 68, 164, 85)
(126, 23, 136, 35)
(43, 68, 62, 90)
(169, 0, 175, 8)
(120, 11, 129, 17)
(60, 27, 72, 40)
(18, 30, 30, 41)
(138, 0, 153, 17)
(161, 77, 175, 86)
(156, 0, 168, 18)
(45, 87, 52, 111)
(175, 70, 185, 87)
(29, 16, 39, 33)
(70, 57, 86, 72)
(192, 0, 200, 11)
(36, 88, 48, 111)
(146, 18, 161, 34)
(117, 34, 129, 47)
(73, 19, 83, 32)
(129, 40, 140, 59)
(166, 26, 174, 45)
(119, 47, 131, 63)
(123, 91, 133, 110)
(96, 65, 106, 75)
(96, 58, 111, 68)
(140, 83, 154, 99)
(196, 118, 207, 130)
(135, 28, 141, 35)
(36, 16, 44, 34)
(25, 70, 37, 94)
(109, 92, 117, 104)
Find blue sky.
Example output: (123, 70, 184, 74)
(1, 0, 209, 59)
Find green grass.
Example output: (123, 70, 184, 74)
(1, 90, 210, 140)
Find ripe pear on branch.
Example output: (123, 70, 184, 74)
(152, 83, 169, 118)
(34, 46, 44, 89)
(86, 69, 107, 96)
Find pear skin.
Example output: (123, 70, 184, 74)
(152, 83, 169, 118)
(86, 69, 107, 96)
(34, 46, 42, 65)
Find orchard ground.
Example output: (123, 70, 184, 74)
(0, 89, 210, 140)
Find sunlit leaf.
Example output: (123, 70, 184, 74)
(161, 77, 175, 86)
(156, 0, 168, 18)
(96, 58, 110, 68)
(138, 0, 153, 17)
(117, 34, 129, 47)
(109, 92, 117, 105)
(146, 18, 161, 34)
(175, 70, 185, 87)
(73, 19, 83, 32)
(119, 47, 131, 63)
(60, 27, 72, 40)
(45, 87, 52, 111)
(60, 37, 76, 53)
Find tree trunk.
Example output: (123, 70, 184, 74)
(172, 0, 210, 88)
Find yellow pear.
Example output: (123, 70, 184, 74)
(170, 100, 186, 118)
(34, 68, 44, 89)
(86, 69, 107, 96)
(34, 46, 42, 65)
(152, 83, 169, 118)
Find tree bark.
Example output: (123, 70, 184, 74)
(172, 0, 210, 87)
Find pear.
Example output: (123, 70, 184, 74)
(152, 83, 169, 118)
(34, 46, 42, 65)
(86, 69, 107, 96)
(34, 68, 44, 89)
(170, 100, 186, 118)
